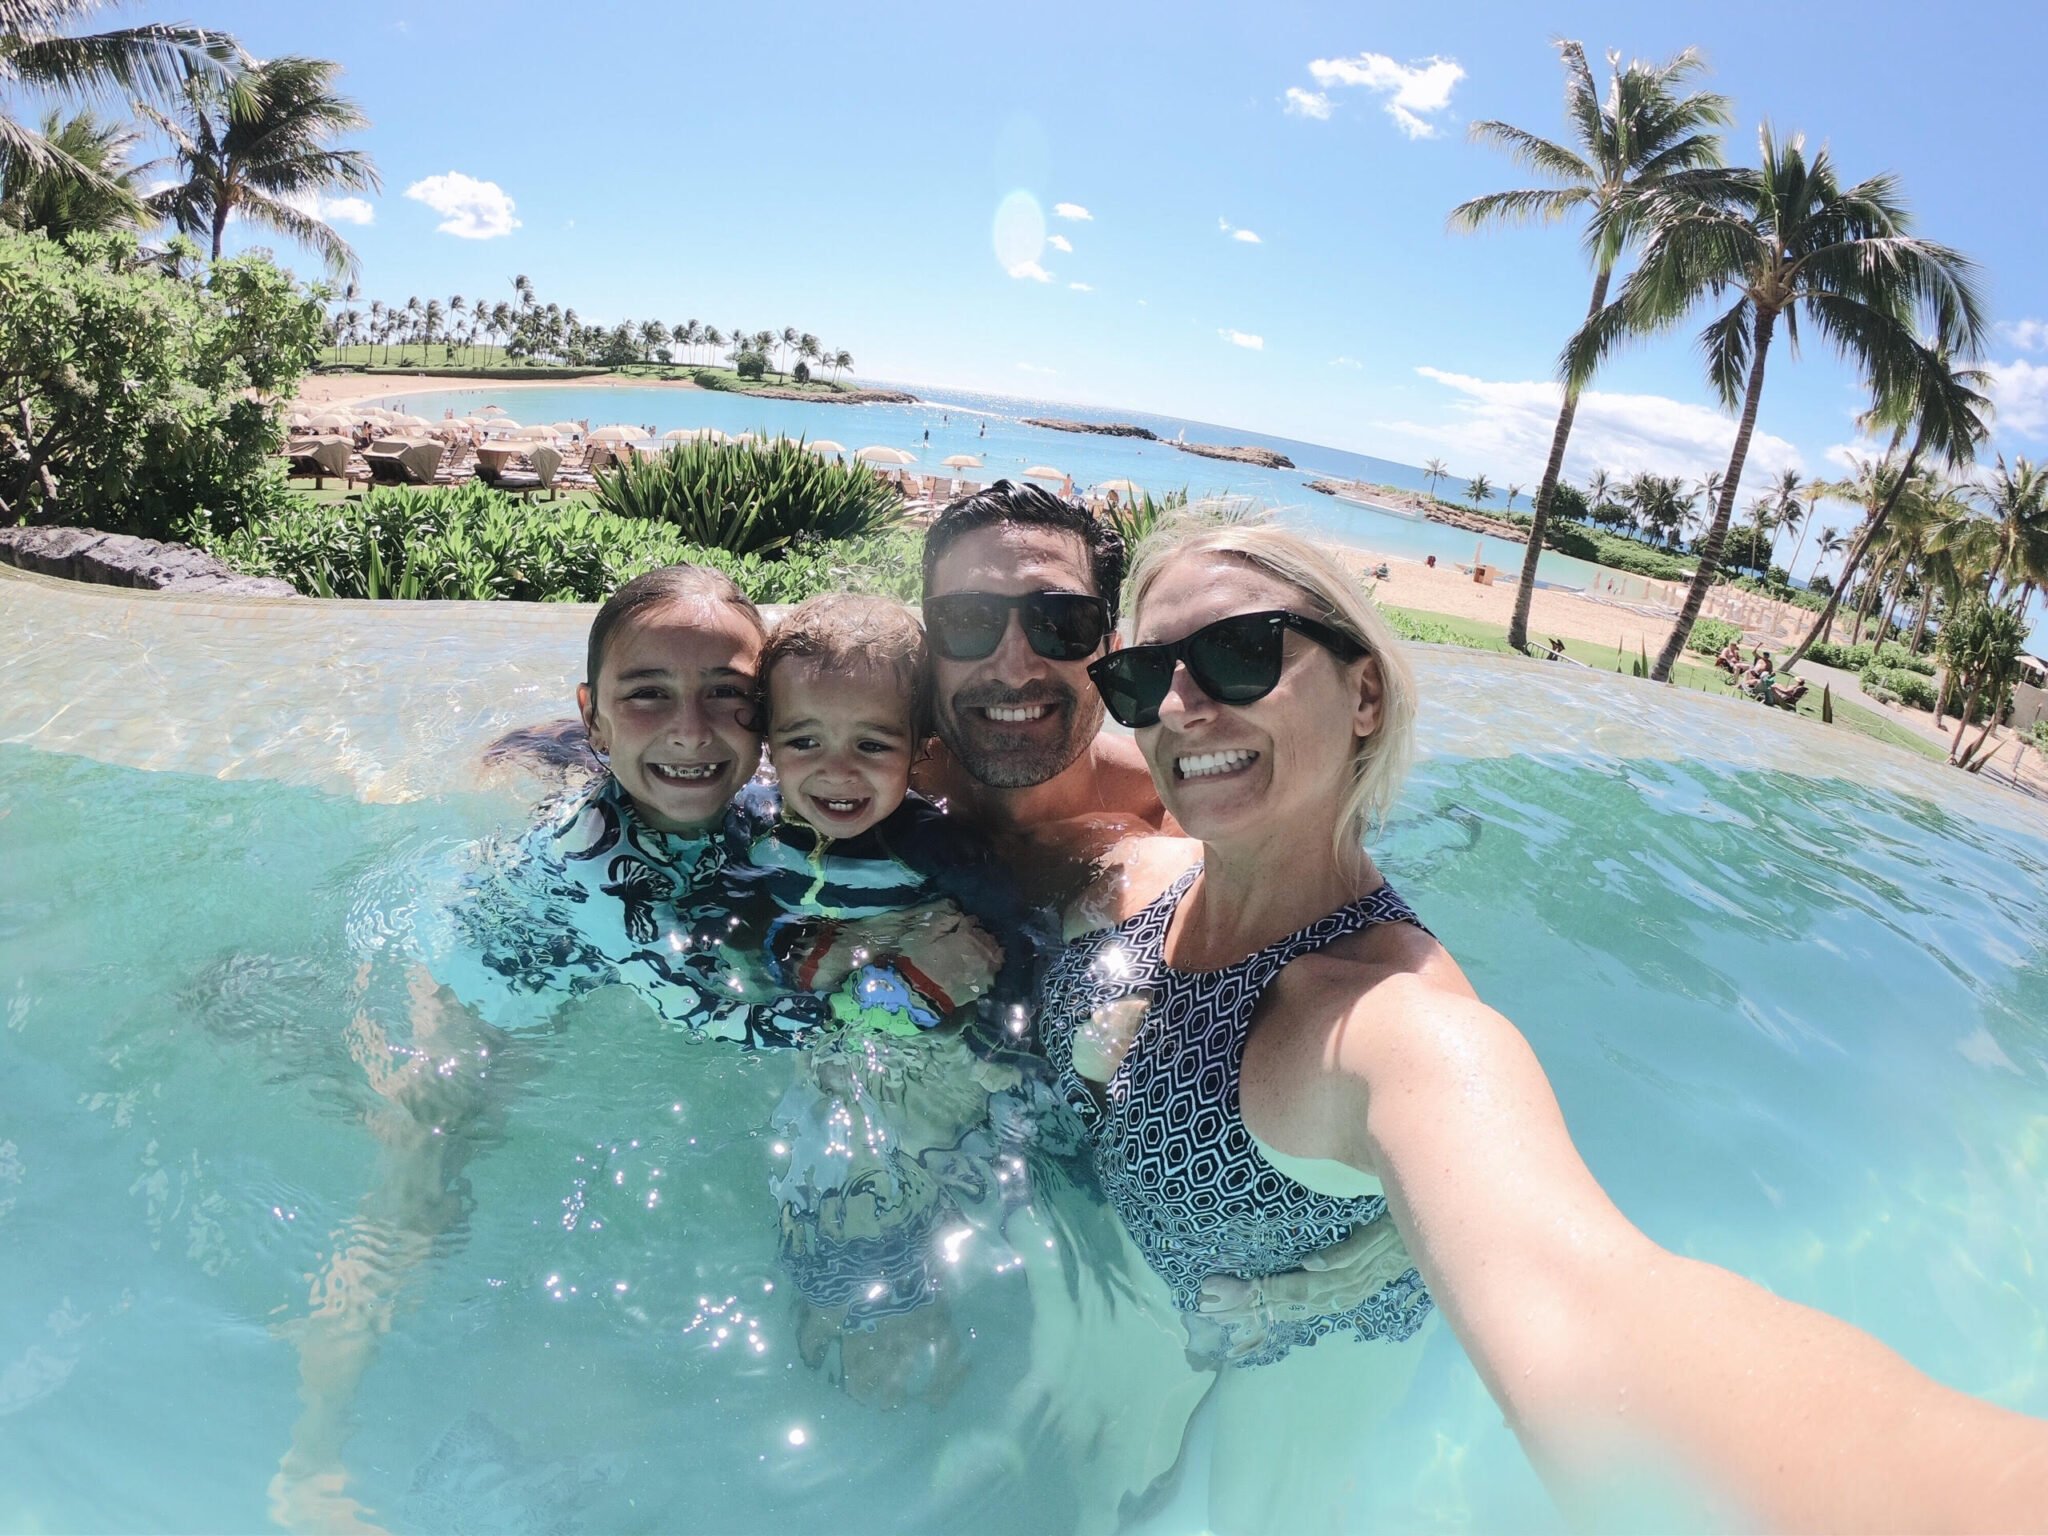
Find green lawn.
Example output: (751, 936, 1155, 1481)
(1378, 602, 1945, 762)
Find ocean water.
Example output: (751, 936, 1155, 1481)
(374, 382, 1593, 583)
(3, 569, 2045, 1532)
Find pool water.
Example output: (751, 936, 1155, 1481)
(2, 568, 2045, 1532)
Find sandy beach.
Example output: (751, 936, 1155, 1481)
(292, 371, 707, 408)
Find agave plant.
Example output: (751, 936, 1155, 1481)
(590, 437, 903, 556)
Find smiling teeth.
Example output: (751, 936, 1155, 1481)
(820, 799, 862, 812)
(648, 763, 722, 782)
(1177, 749, 1257, 779)
(984, 704, 1051, 723)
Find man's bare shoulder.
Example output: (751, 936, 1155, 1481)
(1088, 734, 1168, 827)
(1063, 834, 1201, 937)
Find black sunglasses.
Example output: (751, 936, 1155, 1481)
(923, 590, 1113, 663)
(1086, 609, 1367, 729)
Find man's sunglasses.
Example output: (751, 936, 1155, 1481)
(922, 591, 1113, 663)
(1086, 609, 1368, 729)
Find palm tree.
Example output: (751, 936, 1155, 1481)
(1569, 125, 1987, 681)
(1451, 41, 1730, 654)
(1969, 457, 2048, 611)
(512, 273, 533, 310)
(1505, 483, 1523, 512)
(1466, 474, 1494, 506)
(1584, 468, 1613, 522)
(1422, 458, 1449, 500)
(0, 108, 146, 236)
(144, 54, 378, 275)
(2, 1, 241, 200)
(1785, 344, 1991, 668)
(832, 348, 853, 382)
(1781, 481, 1822, 589)
(779, 324, 798, 375)
(1766, 468, 1805, 576)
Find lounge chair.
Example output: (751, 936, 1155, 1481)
(1765, 676, 1808, 709)
(286, 435, 354, 487)
(364, 436, 446, 486)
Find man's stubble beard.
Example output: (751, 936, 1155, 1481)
(935, 680, 1106, 791)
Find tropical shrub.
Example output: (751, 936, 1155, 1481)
(1805, 639, 1936, 675)
(0, 230, 324, 537)
(1685, 618, 1743, 655)
(1858, 663, 1937, 711)
(200, 484, 925, 604)
(589, 438, 903, 556)
(792, 360, 810, 384)
(734, 349, 767, 380)
(1938, 596, 2028, 750)
(690, 368, 733, 391)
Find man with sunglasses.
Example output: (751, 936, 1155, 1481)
(914, 480, 1171, 897)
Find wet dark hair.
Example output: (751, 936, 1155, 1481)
(761, 593, 931, 742)
(584, 563, 765, 686)
(920, 478, 1127, 619)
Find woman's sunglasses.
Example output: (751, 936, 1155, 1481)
(922, 590, 1113, 663)
(1086, 609, 1368, 729)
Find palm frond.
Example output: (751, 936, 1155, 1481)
(230, 183, 358, 274)
(1697, 299, 1755, 410)
(1464, 119, 1596, 185)
(6, 23, 241, 107)
(1447, 185, 1590, 231)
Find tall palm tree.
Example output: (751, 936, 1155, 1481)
(1421, 457, 1449, 500)
(1585, 467, 1613, 521)
(832, 348, 853, 382)
(1505, 483, 1524, 512)
(1969, 457, 2048, 611)
(1766, 467, 1805, 574)
(1569, 125, 1987, 681)
(144, 54, 378, 274)
(1451, 42, 1730, 653)
(0, 107, 143, 236)
(2, 1, 240, 197)
(1465, 474, 1494, 506)
(1785, 343, 1991, 668)
(1781, 480, 1822, 589)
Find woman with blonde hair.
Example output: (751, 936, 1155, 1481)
(1041, 522, 2048, 1532)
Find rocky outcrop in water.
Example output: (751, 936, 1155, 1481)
(1022, 418, 1159, 439)
(0, 526, 299, 596)
(1173, 441, 1293, 469)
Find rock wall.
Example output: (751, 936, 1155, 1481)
(1022, 418, 1159, 439)
(0, 526, 299, 597)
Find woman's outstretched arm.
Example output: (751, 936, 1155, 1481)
(1336, 977, 2048, 1532)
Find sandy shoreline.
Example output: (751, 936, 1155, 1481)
(293, 372, 707, 407)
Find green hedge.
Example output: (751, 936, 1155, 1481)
(1806, 639, 1935, 675)
(1858, 663, 1938, 711)
(590, 438, 903, 556)
(200, 484, 924, 604)
(1685, 618, 1743, 655)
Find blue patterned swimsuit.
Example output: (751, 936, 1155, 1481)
(1041, 865, 1436, 1367)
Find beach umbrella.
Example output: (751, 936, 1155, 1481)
(389, 413, 433, 430)
(308, 411, 353, 431)
(806, 439, 846, 456)
(552, 421, 585, 438)
(287, 412, 311, 429)
(942, 453, 983, 470)
(477, 404, 508, 417)
(855, 445, 916, 467)
(512, 424, 557, 440)
(589, 424, 647, 443)
(1023, 465, 1067, 481)
(479, 418, 524, 435)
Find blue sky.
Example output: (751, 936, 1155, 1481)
(170, 2, 2045, 582)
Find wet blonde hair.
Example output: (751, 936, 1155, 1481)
(1124, 523, 1416, 856)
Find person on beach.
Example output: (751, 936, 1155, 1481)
(1038, 521, 2048, 1533)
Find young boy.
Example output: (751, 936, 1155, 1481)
(730, 593, 1015, 1034)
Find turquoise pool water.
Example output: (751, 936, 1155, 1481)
(374, 382, 1599, 584)
(2, 567, 2044, 1531)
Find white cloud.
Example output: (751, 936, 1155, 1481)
(1369, 366, 1806, 486)
(1007, 259, 1053, 283)
(1995, 318, 2048, 351)
(278, 191, 374, 226)
(1047, 233, 1073, 252)
(1986, 357, 2048, 439)
(1218, 218, 1261, 243)
(403, 171, 519, 240)
(1068, 281, 1093, 291)
(1306, 52, 1464, 139)
(1053, 202, 1092, 221)
(1283, 86, 1332, 120)
(1018, 362, 1057, 375)
(1330, 356, 1362, 368)
(1220, 329, 1264, 351)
